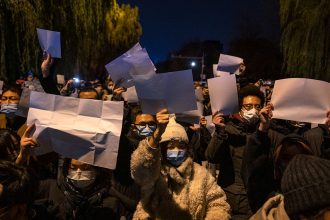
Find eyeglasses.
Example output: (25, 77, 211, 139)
(1, 96, 19, 101)
(242, 104, 261, 111)
(135, 122, 157, 130)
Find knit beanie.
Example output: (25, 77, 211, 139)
(281, 155, 330, 216)
(160, 115, 189, 144)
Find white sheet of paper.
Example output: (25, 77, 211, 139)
(213, 64, 230, 77)
(134, 70, 197, 114)
(122, 86, 139, 103)
(175, 102, 204, 124)
(27, 92, 124, 169)
(57, 75, 65, 85)
(271, 78, 330, 124)
(37, 28, 61, 58)
(105, 43, 156, 88)
(217, 54, 243, 73)
(208, 74, 239, 115)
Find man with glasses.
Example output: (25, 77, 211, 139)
(205, 85, 264, 220)
(0, 86, 26, 132)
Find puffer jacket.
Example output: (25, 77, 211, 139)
(130, 139, 231, 220)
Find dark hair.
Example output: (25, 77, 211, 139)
(2, 84, 22, 97)
(78, 87, 99, 99)
(0, 160, 38, 208)
(130, 105, 143, 124)
(0, 129, 20, 162)
(238, 85, 265, 107)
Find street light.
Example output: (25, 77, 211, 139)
(171, 54, 205, 79)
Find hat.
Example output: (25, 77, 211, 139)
(160, 115, 189, 144)
(281, 155, 330, 216)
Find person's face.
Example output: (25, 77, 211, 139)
(95, 85, 103, 94)
(161, 140, 188, 160)
(241, 96, 261, 112)
(202, 86, 209, 98)
(131, 114, 157, 138)
(79, 91, 98, 100)
(1, 91, 20, 105)
(135, 114, 156, 126)
(194, 81, 201, 89)
(27, 75, 33, 82)
(69, 159, 94, 173)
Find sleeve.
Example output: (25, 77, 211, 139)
(242, 130, 277, 213)
(204, 126, 229, 163)
(204, 173, 231, 220)
(39, 76, 60, 95)
(130, 138, 161, 187)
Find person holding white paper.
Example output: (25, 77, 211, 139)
(242, 102, 330, 213)
(131, 110, 231, 220)
(17, 125, 120, 219)
(205, 85, 265, 219)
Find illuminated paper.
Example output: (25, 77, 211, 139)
(175, 102, 204, 124)
(57, 75, 65, 85)
(217, 54, 243, 73)
(27, 92, 124, 169)
(271, 78, 330, 124)
(134, 70, 197, 114)
(36, 28, 61, 58)
(213, 64, 230, 77)
(105, 43, 156, 88)
(208, 74, 239, 115)
(122, 86, 139, 103)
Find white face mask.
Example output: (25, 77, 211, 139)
(0, 104, 18, 114)
(67, 170, 96, 189)
(241, 108, 259, 124)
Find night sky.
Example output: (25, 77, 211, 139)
(117, 0, 280, 63)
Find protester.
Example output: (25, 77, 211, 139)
(131, 110, 231, 219)
(242, 103, 329, 213)
(0, 160, 39, 220)
(205, 84, 264, 219)
(0, 128, 20, 162)
(0, 85, 26, 132)
(281, 154, 330, 220)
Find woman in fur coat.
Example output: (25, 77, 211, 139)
(131, 109, 231, 220)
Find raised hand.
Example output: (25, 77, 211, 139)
(212, 111, 225, 128)
(16, 124, 38, 165)
(258, 103, 274, 132)
(41, 51, 54, 78)
(149, 109, 169, 148)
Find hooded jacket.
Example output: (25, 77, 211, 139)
(130, 138, 231, 220)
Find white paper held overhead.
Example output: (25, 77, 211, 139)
(36, 28, 61, 58)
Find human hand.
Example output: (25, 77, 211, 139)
(258, 103, 274, 132)
(41, 51, 54, 78)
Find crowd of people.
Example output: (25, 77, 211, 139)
(0, 52, 329, 220)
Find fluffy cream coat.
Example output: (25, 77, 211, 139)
(131, 139, 231, 220)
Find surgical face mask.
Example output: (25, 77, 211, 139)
(67, 170, 96, 189)
(136, 124, 156, 138)
(166, 149, 187, 166)
(0, 104, 18, 114)
(241, 108, 259, 124)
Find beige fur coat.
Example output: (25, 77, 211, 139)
(130, 139, 231, 220)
